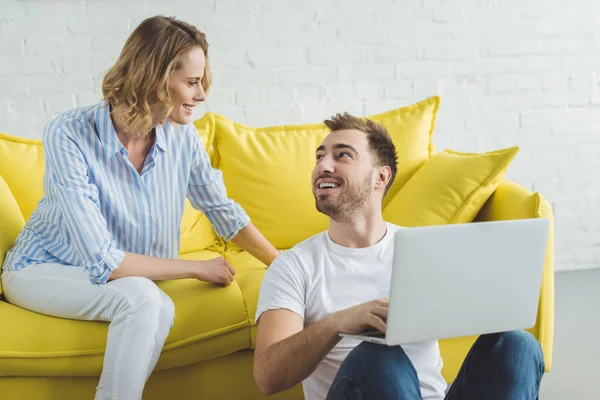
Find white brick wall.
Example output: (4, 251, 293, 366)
(1, 0, 599, 272)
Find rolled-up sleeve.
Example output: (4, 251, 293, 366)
(186, 125, 250, 241)
(44, 125, 125, 285)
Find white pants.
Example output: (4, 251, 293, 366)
(1, 263, 175, 400)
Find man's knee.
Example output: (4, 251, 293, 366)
(480, 330, 545, 374)
(342, 342, 418, 379)
(334, 342, 420, 398)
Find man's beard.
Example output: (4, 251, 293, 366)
(315, 174, 372, 223)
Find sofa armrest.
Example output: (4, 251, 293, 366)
(475, 180, 554, 372)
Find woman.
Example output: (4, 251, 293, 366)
(1, 15, 279, 400)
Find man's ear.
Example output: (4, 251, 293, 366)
(375, 166, 392, 190)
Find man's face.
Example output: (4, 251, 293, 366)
(311, 129, 376, 222)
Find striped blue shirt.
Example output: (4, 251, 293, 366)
(2, 101, 250, 285)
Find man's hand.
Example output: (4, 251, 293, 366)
(195, 257, 236, 285)
(331, 298, 389, 334)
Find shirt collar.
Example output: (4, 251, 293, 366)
(94, 101, 168, 157)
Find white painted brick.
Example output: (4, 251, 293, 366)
(485, 39, 539, 57)
(308, 46, 367, 65)
(28, 76, 94, 95)
(384, 80, 411, 99)
(450, 21, 547, 40)
(326, 84, 355, 101)
(319, 7, 376, 27)
(569, 73, 595, 90)
(0, 37, 23, 56)
(248, 47, 306, 68)
(265, 88, 294, 105)
(563, 54, 600, 71)
(21, 0, 86, 15)
(433, 6, 465, 22)
(235, 88, 265, 108)
(244, 105, 303, 126)
(25, 37, 91, 57)
(375, 5, 432, 24)
(75, 91, 102, 107)
(413, 79, 441, 99)
(334, 0, 395, 6)
(488, 76, 516, 93)
(465, 113, 520, 130)
(279, 67, 337, 85)
(367, 46, 417, 63)
(57, 58, 93, 75)
(86, 0, 163, 16)
(0, 0, 24, 18)
(90, 56, 116, 78)
(43, 94, 77, 114)
(1, 17, 69, 37)
(520, 110, 575, 128)
(355, 83, 383, 100)
(92, 35, 128, 55)
(6, 95, 45, 117)
(255, 9, 316, 29)
(337, 28, 389, 46)
(217, 30, 279, 49)
(209, 50, 249, 69)
(423, 42, 479, 60)
(67, 17, 130, 35)
(251, 0, 324, 8)
(0, 77, 28, 97)
(0, 56, 56, 76)
(338, 64, 394, 82)
(278, 28, 337, 46)
(205, 89, 235, 108)
(387, 24, 453, 43)
(539, 37, 594, 54)
(194, 10, 254, 31)
(303, 102, 363, 123)
(364, 99, 412, 116)
(397, 61, 451, 79)
(295, 87, 326, 104)
(445, 134, 483, 152)
(217, 68, 280, 87)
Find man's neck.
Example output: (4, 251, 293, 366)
(327, 214, 388, 249)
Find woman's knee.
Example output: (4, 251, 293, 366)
(113, 277, 175, 328)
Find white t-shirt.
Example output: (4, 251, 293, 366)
(255, 223, 448, 400)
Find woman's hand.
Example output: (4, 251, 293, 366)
(195, 257, 237, 286)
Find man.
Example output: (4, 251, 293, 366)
(253, 113, 545, 399)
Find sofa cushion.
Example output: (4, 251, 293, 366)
(383, 147, 519, 226)
(0, 133, 45, 221)
(0, 175, 26, 297)
(0, 250, 250, 376)
(211, 96, 440, 250)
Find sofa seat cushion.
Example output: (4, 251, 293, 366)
(0, 250, 250, 376)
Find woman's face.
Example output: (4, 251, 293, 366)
(168, 47, 207, 125)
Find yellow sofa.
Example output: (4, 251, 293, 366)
(0, 96, 554, 399)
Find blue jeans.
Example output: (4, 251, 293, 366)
(326, 330, 545, 400)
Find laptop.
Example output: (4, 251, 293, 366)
(340, 218, 549, 345)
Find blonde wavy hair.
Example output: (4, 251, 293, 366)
(102, 15, 212, 135)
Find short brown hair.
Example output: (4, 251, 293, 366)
(102, 15, 212, 135)
(324, 112, 398, 195)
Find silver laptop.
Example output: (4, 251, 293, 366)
(340, 218, 549, 345)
